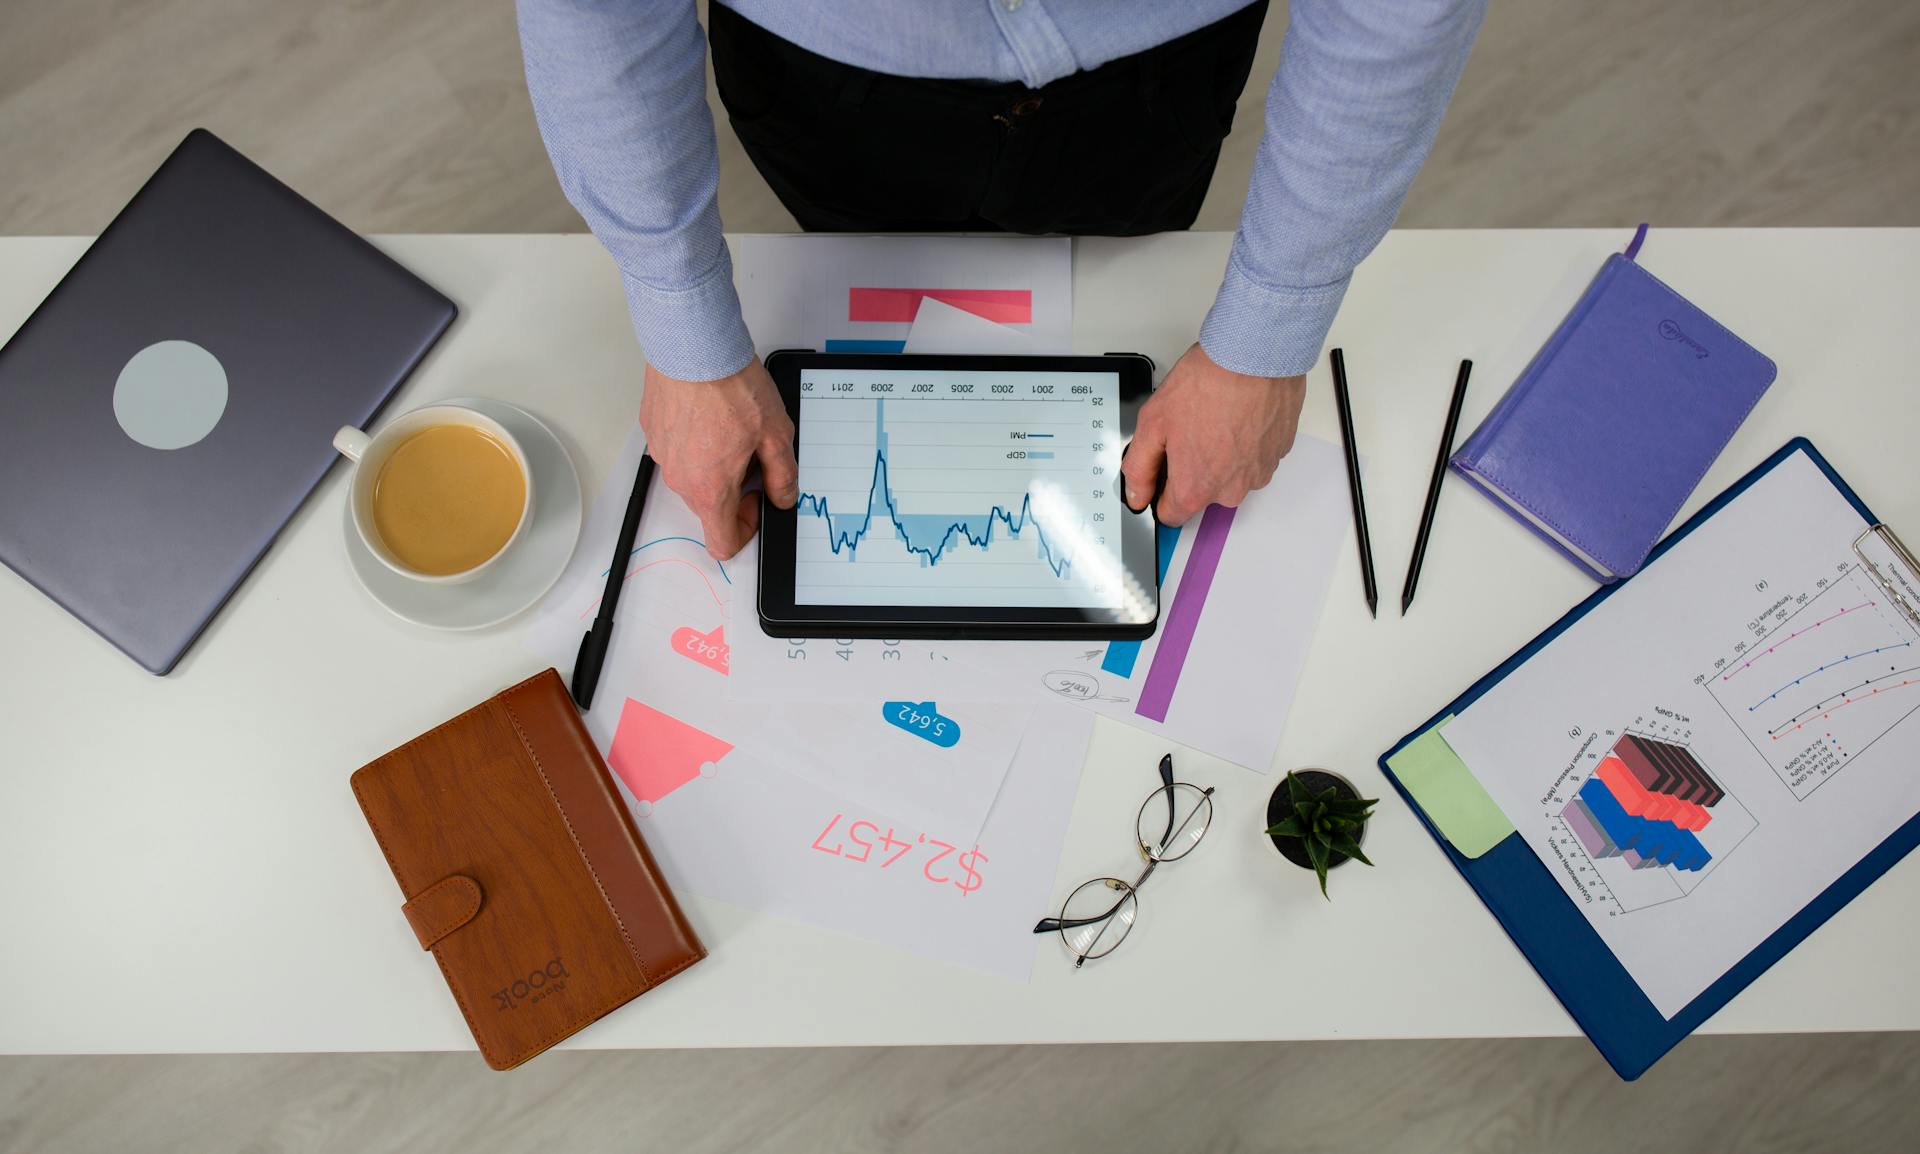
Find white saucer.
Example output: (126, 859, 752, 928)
(345, 398, 583, 631)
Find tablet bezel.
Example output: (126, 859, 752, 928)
(758, 350, 1160, 640)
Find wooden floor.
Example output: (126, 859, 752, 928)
(5, 1, 1920, 1150)
(4, 1034, 1920, 1153)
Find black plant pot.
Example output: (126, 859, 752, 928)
(1265, 769, 1367, 872)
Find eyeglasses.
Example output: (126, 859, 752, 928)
(1033, 753, 1215, 967)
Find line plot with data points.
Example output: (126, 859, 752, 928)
(1703, 564, 1920, 799)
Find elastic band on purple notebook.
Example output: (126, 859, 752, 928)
(1623, 223, 1649, 261)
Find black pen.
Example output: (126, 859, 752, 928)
(571, 451, 656, 709)
(1330, 349, 1377, 618)
(1401, 360, 1472, 616)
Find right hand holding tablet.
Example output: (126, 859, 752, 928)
(639, 356, 799, 561)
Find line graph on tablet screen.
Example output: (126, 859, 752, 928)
(794, 369, 1127, 609)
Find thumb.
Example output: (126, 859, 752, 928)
(758, 433, 800, 510)
(1121, 420, 1167, 515)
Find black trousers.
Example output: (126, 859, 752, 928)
(708, 3, 1269, 235)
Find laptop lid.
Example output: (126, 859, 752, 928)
(0, 129, 456, 673)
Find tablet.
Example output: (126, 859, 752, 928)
(758, 351, 1160, 640)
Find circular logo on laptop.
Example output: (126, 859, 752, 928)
(113, 340, 228, 450)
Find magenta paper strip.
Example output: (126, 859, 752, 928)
(847, 287, 1033, 324)
(1135, 503, 1236, 723)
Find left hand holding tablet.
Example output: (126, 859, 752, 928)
(1120, 343, 1306, 526)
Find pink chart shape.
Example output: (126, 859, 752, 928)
(608, 698, 734, 804)
(672, 624, 730, 674)
(847, 287, 1032, 325)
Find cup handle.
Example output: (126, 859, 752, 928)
(334, 426, 371, 462)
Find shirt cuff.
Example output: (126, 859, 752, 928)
(621, 263, 756, 382)
(1197, 251, 1353, 379)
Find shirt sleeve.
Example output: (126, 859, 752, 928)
(1198, 0, 1488, 379)
(517, 0, 755, 382)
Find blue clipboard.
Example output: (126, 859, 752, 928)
(1379, 437, 1920, 1080)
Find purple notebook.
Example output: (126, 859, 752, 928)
(1451, 227, 1777, 581)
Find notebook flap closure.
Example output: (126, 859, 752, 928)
(401, 874, 483, 950)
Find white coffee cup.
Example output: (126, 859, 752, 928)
(333, 404, 535, 585)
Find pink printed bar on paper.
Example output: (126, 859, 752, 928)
(847, 287, 1033, 325)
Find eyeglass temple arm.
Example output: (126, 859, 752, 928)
(1157, 753, 1175, 848)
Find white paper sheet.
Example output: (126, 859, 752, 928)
(731, 434, 1350, 772)
(531, 428, 1032, 840)
(729, 614, 1074, 703)
(624, 702, 1092, 982)
(1440, 450, 1920, 1018)
(1048, 435, 1349, 771)
(903, 296, 1033, 355)
(736, 234, 1072, 355)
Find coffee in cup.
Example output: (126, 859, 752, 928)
(371, 424, 526, 576)
(334, 404, 536, 584)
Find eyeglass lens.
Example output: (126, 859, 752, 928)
(1137, 783, 1214, 862)
(1059, 876, 1139, 962)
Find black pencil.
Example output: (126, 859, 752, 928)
(1329, 349, 1377, 618)
(571, 451, 656, 709)
(1401, 360, 1473, 616)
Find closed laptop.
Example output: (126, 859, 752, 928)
(0, 129, 455, 672)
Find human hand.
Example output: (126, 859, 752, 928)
(1120, 343, 1306, 525)
(638, 356, 798, 560)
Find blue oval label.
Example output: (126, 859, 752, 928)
(883, 701, 961, 748)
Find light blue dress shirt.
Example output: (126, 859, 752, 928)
(517, 0, 1486, 382)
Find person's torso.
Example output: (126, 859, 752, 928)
(715, 0, 1255, 88)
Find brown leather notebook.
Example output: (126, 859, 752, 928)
(351, 668, 704, 1069)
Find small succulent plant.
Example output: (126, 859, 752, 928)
(1266, 771, 1377, 899)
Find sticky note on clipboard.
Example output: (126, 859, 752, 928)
(1385, 716, 1514, 858)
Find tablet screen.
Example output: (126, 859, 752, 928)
(794, 366, 1131, 610)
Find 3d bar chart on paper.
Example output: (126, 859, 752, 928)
(1560, 733, 1728, 875)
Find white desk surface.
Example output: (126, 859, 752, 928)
(2, 230, 1917, 1055)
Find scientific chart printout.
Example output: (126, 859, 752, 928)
(1441, 450, 1920, 1018)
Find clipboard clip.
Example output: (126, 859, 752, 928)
(1853, 523, 1920, 633)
